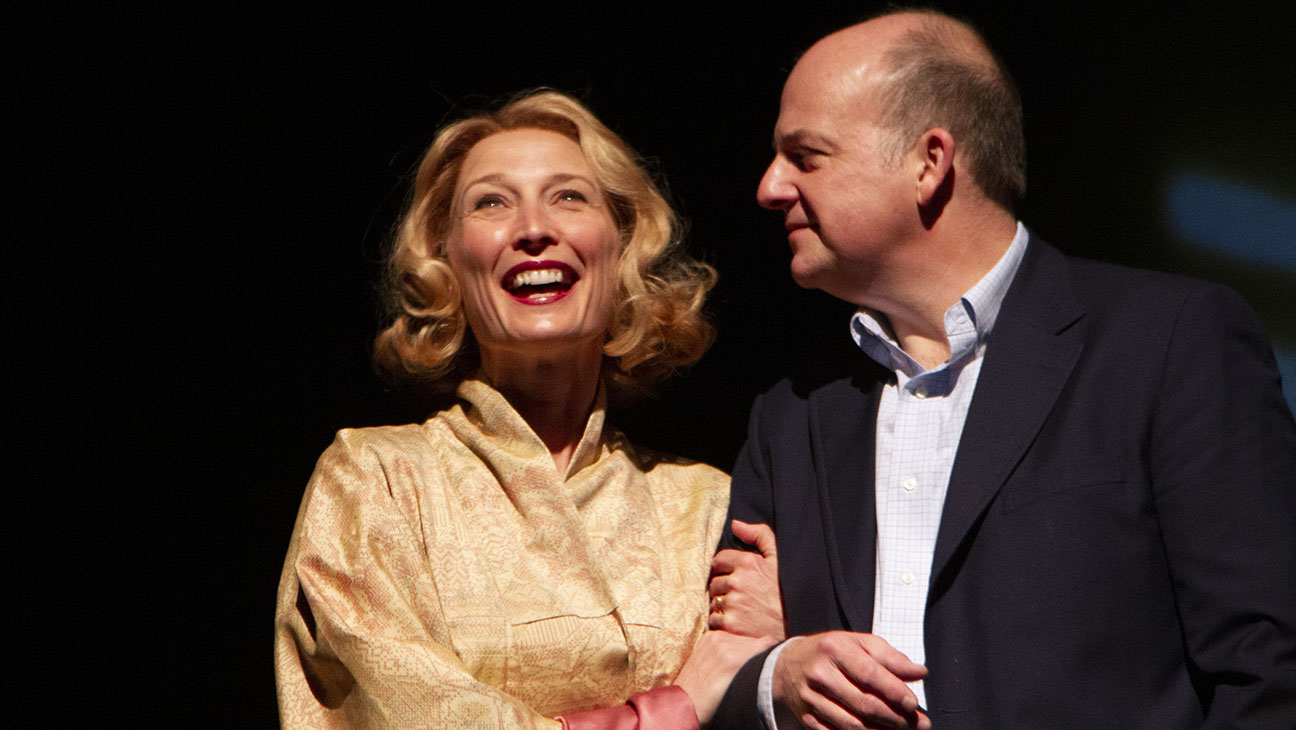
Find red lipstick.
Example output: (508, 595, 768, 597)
(501, 260, 579, 305)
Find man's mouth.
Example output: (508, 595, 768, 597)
(501, 261, 579, 304)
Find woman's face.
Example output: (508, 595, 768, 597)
(446, 128, 621, 363)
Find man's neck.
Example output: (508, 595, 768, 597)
(877, 209, 1018, 366)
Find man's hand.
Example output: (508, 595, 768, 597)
(675, 630, 776, 725)
(774, 632, 930, 730)
(709, 520, 786, 640)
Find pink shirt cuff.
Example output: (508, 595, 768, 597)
(558, 685, 699, 730)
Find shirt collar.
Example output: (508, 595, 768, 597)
(851, 222, 1029, 378)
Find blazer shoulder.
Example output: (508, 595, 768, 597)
(1021, 238, 1254, 328)
(1030, 231, 1227, 298)
(748, 367, 887, 440)
(758, 368, 880, 410)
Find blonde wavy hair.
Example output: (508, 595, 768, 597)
(373, 90, 716, 395)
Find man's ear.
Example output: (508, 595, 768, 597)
(915, 127, 955, 206)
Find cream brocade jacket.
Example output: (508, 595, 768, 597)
(274, 379, 729, 729)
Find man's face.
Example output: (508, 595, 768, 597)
(756, 48, 915, 305)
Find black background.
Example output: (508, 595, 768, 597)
(12, 2, 1295, 726)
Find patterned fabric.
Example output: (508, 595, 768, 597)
(275, 378, 729, 729)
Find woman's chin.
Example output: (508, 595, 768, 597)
(477, 324, 606, 363)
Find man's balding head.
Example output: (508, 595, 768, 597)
(800, 10, 1026, 212)
(757, 9, 1023, 306)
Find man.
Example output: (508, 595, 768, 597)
(708, 8, 1296, 729)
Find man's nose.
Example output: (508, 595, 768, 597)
(514, 202, 557, 254)
(756, 158, 794, 210)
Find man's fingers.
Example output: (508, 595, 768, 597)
(799, 659, 924, 729)
(731, 519, 778, 558)
(806, 684, 929, 730)
(801, 697, 931, 730)
(857, 635, 928, 683)
(775, 633, 930, 729)
(808, 640, 922, 720)
(798, 694, 864, 730)
(797, 633, 923, 715)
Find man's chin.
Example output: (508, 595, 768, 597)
(788, 263, 826, 291)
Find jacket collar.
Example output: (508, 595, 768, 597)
(933, 233, 1086, 588)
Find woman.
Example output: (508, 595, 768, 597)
(274, 90, 771, 729)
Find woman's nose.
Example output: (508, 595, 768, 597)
(514, 203, 557, 254)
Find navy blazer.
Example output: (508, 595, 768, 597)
(713, 236, 1296, 729)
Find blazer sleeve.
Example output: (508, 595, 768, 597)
(717, 390, 778, 554)
(712, 391, 784, 729)
(1149, 283, 1296, 726)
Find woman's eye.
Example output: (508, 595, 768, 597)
(473, 195, 504, 210)
(557, 190, 588, 203)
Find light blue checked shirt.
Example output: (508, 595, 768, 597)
(759, 222, 1029, 725)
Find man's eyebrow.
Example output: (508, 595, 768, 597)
(775, 129, 833, 151)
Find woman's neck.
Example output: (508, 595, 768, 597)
(478, 343, 604, 475)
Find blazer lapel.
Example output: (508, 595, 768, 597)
(809, 366, 888, 631)
(931, 238, 1086, 588)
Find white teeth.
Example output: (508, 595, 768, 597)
(510, 268, 569, 289)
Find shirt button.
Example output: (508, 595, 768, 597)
(901, 571, 914, 586)
(913, 385, 928, 398)
(903, 476, 917, 492)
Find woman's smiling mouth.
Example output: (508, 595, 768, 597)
(502, 261, 579, 304)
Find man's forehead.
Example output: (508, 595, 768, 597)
(775, 65, 885, 143)
(784, 54, 875, 101)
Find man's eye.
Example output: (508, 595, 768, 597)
(790, 150, 819, 171)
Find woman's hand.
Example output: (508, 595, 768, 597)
(674, 630, 775, 725)
(708, 520, 786, 640)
